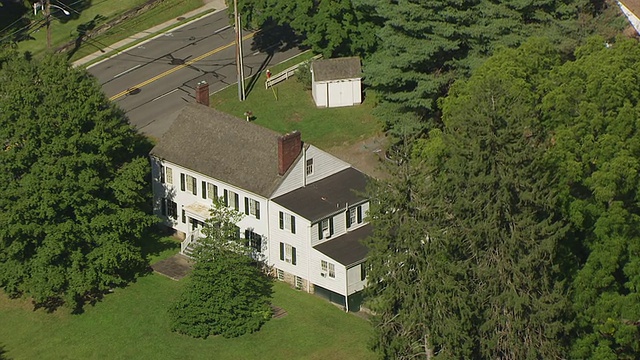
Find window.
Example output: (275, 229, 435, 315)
(244, 197, 260, 219)
(360, 262, 367, 281)
(224, 190, 239, 211)
(318, 218, 334, 239)
(166, 199, 177, 220)
(180, 173, 197, 195)
(321, 260, 335, 278)
(244, 230, 262, 251)
(165, 167, 173, 184)
(306, 158, 314, 175)
(347, 205, 363, 228)
(205, 182, 218, 200)
(279, 211, 296, 234)
(279, 242, 296, 265)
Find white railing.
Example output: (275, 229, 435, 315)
(181, 228, 202, 254)
(265, 54, 322, 89)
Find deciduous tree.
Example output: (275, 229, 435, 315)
(169, 199, 272, 338)
(0, 52, 155, 311)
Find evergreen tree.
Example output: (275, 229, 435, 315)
(169, 199, 272, 338)
(0, 52, 155, 311)
(366, 39, 572, 358)
(364, 0, 594, 137)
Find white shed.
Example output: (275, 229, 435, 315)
(311, 57, 362, 108)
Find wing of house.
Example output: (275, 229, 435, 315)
(149, 88, 372, 310)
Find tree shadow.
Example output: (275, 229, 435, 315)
(66, 14, 106, 60)
(250, 21, 305, 54)
(0, 344, 10, 360)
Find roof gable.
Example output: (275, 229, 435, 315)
(312, 57, 362, 82)
(150, 104, 285, 197)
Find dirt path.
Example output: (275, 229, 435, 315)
(325, 134, 390, 180)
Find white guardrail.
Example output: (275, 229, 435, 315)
(265, 54, 322, 89)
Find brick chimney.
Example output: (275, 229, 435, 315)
(195, 81, 209, 106)
(278, 131, 302, 175)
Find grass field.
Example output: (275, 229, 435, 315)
(0, 235, 374, 360)
(16, 0, 205, 60)
(212, 53, 382, 149)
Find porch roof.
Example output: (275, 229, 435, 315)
(313, 224, 372, 267)
(184, 202, 210, 220)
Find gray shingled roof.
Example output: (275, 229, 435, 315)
(150, 104, 285, 197)
(272, 167, 369, 222)
(312, 57, 362, 82)
(314, 224, 371, 266)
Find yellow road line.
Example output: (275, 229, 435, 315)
(109, 32, 255, 101)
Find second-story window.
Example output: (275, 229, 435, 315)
(306, 158, 314, 175)
(318, 218, 334, 239)
(245, 197, 260, 219)
(347, 205, 363, 228)
(279, 211, 296, 234)
(165, 167, 173, 185)
(180, 173, 197, 195)
(224, 190, 239, 211)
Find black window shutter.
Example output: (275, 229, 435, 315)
(291, 216, 296, 234)
(181, 209, 186, 223)
(279, 242, 284, 261)
(346, 210, 352, 228)
(256, 235, 261, 250)
(160, 165, 165, 183)
(202, 181, 207, 199)
(234, 193, 239, 211)
(213, 185, 218, 199)
(361, 263, 366, 281)
(244, 230, 250, 247)
(279, 212, 284, 229)
(244, 197, 249, 215)
(224, 190, 228, 206)
(357, 206, 362, 223)
(292, 247, 297, 265)
(180, 173, 185, 191)
(255, 202, 260, 219)
(329, 218, 334, 236)
(192, 177, 197, 195)
(318, 222, 323, 240)
(161, 198, 166, 216)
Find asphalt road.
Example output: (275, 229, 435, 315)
(88, 10, 305, 139)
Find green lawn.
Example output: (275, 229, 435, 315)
(16, 0, 205, 61)
(0, 244, 374, 359)
(212, 53, 382, 149)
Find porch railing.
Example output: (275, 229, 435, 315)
(181, 228, 202, 254)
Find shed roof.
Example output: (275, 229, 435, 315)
(272, 167, 368, 222)
(150, 104, 286, 197)
(313, 224, 371, 266)
(312, 57, 362, 82)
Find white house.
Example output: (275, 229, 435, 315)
(311, 57, 362, 108)
(149, 87, 372, 310)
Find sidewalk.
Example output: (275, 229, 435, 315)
(74, 0, 227, 68)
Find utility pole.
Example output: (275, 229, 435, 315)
(45, 0, 51, 49)
(233, 0, 246, 101)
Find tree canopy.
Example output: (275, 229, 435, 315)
(0, 52, 155, 311)
(366, 37, 640, 358)
(169, 199, 272, 338)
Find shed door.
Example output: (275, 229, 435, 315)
(328, 81, 353, 107)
